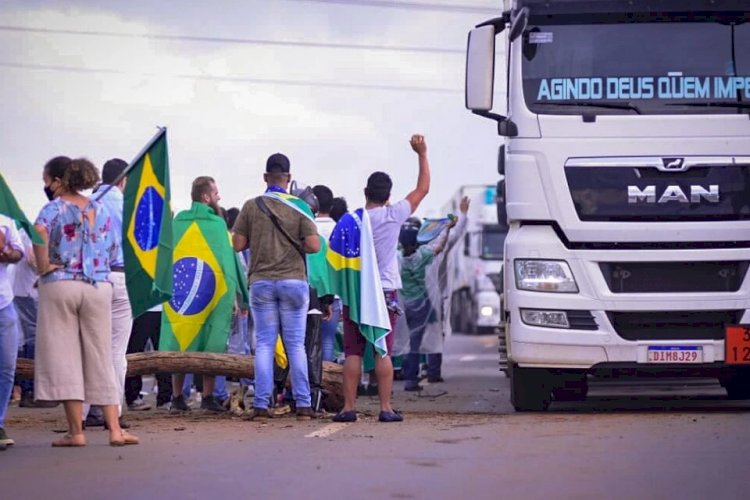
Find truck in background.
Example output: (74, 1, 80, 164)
(465, 0, 750, 411)
(444, 184, 507, 336)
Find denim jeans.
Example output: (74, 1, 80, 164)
(251, 279, 310, 409)
(214, 311, 253, 400)
(0, 303, 19, 428)
(320, 298, 341, 362)
(13, 296, 37, 394)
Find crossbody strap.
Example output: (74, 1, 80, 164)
(255, 197, 306, 262)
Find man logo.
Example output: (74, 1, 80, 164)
(660, 158, 687, 171)
(628, 185, 720, 204)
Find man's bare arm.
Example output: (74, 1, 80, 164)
(232, 233, 248, 252)
(303, 234, 321, 254)
(405, 134, 431, 213)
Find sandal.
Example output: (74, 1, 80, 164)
(52, 434, 87, 447)
(110, 431, 140, 447)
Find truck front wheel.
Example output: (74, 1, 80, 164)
(509, 363, 553, 412)
(720, 370, 750, 400)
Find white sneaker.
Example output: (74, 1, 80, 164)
(127, 399, 152, 411)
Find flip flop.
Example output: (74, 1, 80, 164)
(331, 410, 357, 422)
(52, 434, 86, 447)
(110, 431, 140, 447)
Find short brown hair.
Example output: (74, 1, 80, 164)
(191, 176, 215, 202)
(44, 157, 100, 193)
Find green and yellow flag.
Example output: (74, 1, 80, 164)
(160, 202, 249, 353)
(0, 173, 43, 245)
(122, 128, 174, 317)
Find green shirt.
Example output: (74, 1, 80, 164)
(398, 246, 435, 301)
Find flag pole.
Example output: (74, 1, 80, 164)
(94, 126, 167, 202)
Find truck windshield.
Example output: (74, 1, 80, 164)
(522, 13, 750, 115)
(481, 230, 505, 260)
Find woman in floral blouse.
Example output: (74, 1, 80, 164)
(33, 156, 139, 447)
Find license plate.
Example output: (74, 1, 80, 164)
(647, 346, 703, 363)
(725, 325, 750, 365)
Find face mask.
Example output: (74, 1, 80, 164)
(44, 185, 55, 201)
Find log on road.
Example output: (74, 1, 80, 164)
(15, 353, 344, 411)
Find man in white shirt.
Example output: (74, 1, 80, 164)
(0, 216, 24, 449)
(333, 134, 431, 423)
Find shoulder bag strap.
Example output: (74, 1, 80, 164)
(255, 197, 306, 262)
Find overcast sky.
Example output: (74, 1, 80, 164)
(0, 0, 504, 219)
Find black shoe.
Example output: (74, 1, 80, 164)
(331, 410, 357, 422)
(84, 413, 105, 427)
(427, 377, 445, 383)
(169, 395, 191, 414)
(404, 384, 423, 392)
(378, 410, 403, 422)
(19, 393, 59, 408)
(0, 427, 15, 446)
(201, 395, 227, 413)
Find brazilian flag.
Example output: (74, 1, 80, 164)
(327, 208, 391, 356)
(0, 173, 43, 244)
(160, 202, 249, 353)
(263, 191, 332, 297)
(122, 128, 173, 317)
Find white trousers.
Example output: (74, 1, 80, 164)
(84, 271, 132, 417)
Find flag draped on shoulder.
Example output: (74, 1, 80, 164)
(160, 202, 248, 353)
(327, 208, 391, 356)
(122, 128, 174, 317)
(0, 173, 43, 244)
(263, 191, 333, 297)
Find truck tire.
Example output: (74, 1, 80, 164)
(509, 363, 553, 412)
(721, 371, 750, 400)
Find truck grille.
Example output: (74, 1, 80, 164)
(607, 310, 744, 341)
(600, 261, 748, 293)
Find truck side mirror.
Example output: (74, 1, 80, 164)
(496, 179, 508, 229)
(465, 25, 496, 111)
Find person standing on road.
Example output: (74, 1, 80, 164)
(399, 215, 455, 391)
(33, 156, 138, 447)
(312, 185, 341, 363)
(84, 158, 134, 428)
(162, 176, 248, 415)
(232, 153, 320, 421)
(12, 229, 57, 409)
(420, 196, 470, 383)
(331, 133, 431, 423)
(0, 215, 24, 450)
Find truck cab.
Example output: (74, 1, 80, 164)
(465, 0, 750, 410)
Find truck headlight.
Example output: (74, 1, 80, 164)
(480, 306, 495, 317)
(520, 309, 570, 328)
(514, 260, 579, 293)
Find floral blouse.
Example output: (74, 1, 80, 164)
(35, 198, 118, 285)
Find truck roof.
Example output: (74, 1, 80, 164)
(516, 0, 746, 15)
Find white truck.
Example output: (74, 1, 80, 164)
(465, 0, 750, 410)
(444, 185, 506, 335)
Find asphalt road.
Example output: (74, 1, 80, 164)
(2, 333, 749, 500)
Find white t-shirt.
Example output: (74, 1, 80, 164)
(0, 216, 24, 309)
(367, 199, 412, 290)
(315, 216, 336, 241)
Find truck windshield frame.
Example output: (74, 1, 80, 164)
(481, 228, 506, 260)
(521, 12, 750, 116)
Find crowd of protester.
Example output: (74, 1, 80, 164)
(0, 133, 472, 450)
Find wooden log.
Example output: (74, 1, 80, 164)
(15, 354, 345, 411)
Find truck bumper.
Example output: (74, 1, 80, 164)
(505, 225, 750, 369)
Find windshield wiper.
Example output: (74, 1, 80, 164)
(664, 102, 750, 110)
(533, 101, 641, 114)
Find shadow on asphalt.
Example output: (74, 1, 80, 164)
(548, 394, 750, 414)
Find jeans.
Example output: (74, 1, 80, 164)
(124, 310, 171, 407)
(426, 353, 442, 380)
(0, 303, 19, 428)
(251, 279, 311, 409)
(13, 296, 37, 394)
(321, 298, 341, 362)
(214, 311, 253, 400)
